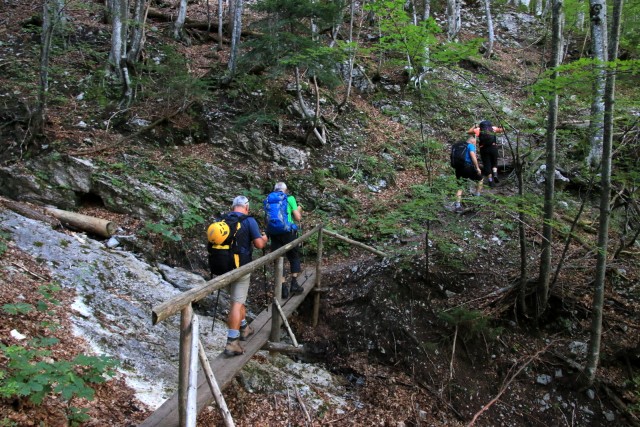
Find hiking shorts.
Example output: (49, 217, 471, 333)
(479, 146, 499, 176)
(455, 164, 482, 182)
(228, 273, 251, 305)
(269, 230, 301, 274)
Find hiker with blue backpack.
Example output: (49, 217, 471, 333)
(207, 195, 268, 357)
(468, 120, 504, 187)
(263, 182, 303, 299)
(451, 136, 483, 213)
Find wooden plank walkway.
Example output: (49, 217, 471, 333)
(139, 267, 317, 427)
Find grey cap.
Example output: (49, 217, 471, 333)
(232, 195, 249, 208)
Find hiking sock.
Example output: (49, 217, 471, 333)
(239, 319, 248, 332)
(227, 329, 240, 341)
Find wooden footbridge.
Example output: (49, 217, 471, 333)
(140, 225, 386, 427)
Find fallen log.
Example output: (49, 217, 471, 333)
(45, 207, 116, 238)
(0, 197, 56, 226)
(262, 342, 307, 355)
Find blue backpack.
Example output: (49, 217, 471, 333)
(263, 191, 296, 235)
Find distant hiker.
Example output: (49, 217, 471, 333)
(468, 120, 504, 187)
(208, 196, 268, 357)
(452, 136, 483, 213)
(263, 182, 303, 299)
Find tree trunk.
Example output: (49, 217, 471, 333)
(339, 0, 357, 109)
(537, 0, 563, 318)
(447, 0, 461, 41)
(127, 0, 149, 64)
(218, 0, 224, 50)
(423, 0, 430, 21)
(174, 0, 188, 40)
(32, 0, 56, 142)
(585, 0, 607, 167)
(107, 0, 128, 79)
(483, 0, 495, 58)
(45, 208, 117, 238)
(576, 0, 586, 30)
(584, 0, 622, 388)
(227, 0, 243, 76)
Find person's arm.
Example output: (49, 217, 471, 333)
(493, 126, 504, 133)
(288, 196, 302, 222)
(248, 218, 268, 249)
(470, 150, 482, 175)
(467, 125, 477, 135)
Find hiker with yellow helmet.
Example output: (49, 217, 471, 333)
(207, 195, 268, 357)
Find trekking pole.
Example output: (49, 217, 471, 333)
(299, 221, 305, 259)
(211, 289, 220, 332)
(262, 248, 269, 311)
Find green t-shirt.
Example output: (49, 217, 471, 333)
(286, 195, 298, 224)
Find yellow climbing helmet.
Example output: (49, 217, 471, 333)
(207, 221, 230, 245)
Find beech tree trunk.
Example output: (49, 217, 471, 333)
(483, 0, 495, 58)
(585, 0, 607, 167)
(423, 0, 430, 21)
(32, 0, 56, 141)
(127, 0, 148, 63)
(537, 0, 564, 318)
(227, 0, 244, 75)
(173, 0, 188, 40)
(107, 0, 129, 79)
(576, 0, 586, 30)
(218, 0, 224, 50)
(584, 0, 622, 388)
(447, 0, 461, 41)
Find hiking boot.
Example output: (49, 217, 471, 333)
(223, 339, 244, 357)
(290, 278, 304, 295)
(240, 325, 254, 341)
(281, 284, 289, 299)
(454, 205, 463, 214)
(493, 174, 500, 184)
(488, 179, 495, 188)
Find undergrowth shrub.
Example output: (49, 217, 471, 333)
(0, 285, 119, 426)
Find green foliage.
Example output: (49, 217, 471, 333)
(0, 283, 119, 420)
(131, 45, 211, 106)
(242, 0, 345, 83)
(140, 221, 182, 242)
(3, 283, 61, 319)
(438, 307, 501, 342)
(627, 375, 640, 414)
(620, 0, 640, 56)
(2, 303, 34, 315)
(181, 204, 205, 230)
(0, 341, 118, 405)
(0, 231, 8, 257)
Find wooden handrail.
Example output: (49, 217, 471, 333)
(322, 229, 388, 258)
(152, 225, 321, 325)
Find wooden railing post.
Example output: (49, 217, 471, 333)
(270, 257, 284, 343)
(178, 304, 194, 427)
(186, 315, 199, 427)
(313, 226, 324, 327)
